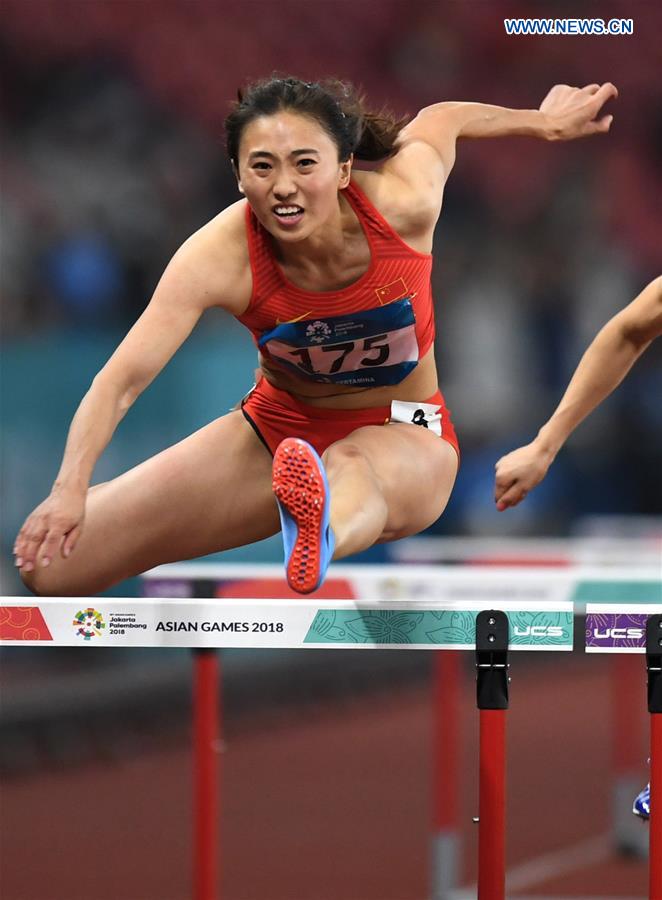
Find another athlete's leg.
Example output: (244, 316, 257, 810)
(323, 424, 458, 559)
(22, 411, 279, 595)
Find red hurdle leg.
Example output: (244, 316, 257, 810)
(431, 650, 462, 899)
(193, 649, 221, 900)
(475, 610, 509, 900)
(478, 710, 506, 900)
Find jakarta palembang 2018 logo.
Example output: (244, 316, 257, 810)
(305, 320, 332, 343)
(73, 608, 106, 641)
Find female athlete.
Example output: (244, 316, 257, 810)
(15, 76, 617, 596)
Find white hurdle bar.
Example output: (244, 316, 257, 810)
(0, 593, 576, 650)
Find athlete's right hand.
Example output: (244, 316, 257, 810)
(494, 441, 555, 511)
(14, 487, 86, 572)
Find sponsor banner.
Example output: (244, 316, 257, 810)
(585, 604, 662, 653)
(142, 565, 578, 607)
(142, 577, 358, 601)
(304, 608, 573, 649)
(0, 598, 573, 650)
(352, 574, 573, 606)
(142, 579, 194, 598)
(573, 581, 662, 605)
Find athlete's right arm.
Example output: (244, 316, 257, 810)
(494, 276, 662, 510)
(15, 203, 250, 572)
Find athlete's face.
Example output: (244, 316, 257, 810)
(235, 111, 352, 241)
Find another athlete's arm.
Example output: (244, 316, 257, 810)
(15, 206, 248, 571)
(494, 276, 662, 510)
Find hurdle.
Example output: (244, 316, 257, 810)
(391, 536, 662, 858)
(2, 584, 575, 900)
(142, 561, 581, 898)
(143, 564, 662, 900)
(647, 615, 662, 899)
(3, 561, 660, 899)
(586, 605, 662, 899)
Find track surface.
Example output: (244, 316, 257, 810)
(0, 654, 649, 899)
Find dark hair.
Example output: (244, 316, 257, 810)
(225, 75, 409, 170)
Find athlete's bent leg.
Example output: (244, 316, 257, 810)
(321, 441, 388, 558)
(322, 423, 458, 559)
(21, 411, 279, 596)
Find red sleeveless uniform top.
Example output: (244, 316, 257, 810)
(237, 179, 435, 388)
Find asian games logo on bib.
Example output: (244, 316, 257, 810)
(305, 320, 332, 343)
(73, 607, 106, 641)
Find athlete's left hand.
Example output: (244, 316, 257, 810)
(539, 82, 617, 140)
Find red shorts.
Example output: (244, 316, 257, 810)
(240, 378, 460, 461)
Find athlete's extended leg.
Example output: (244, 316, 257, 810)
(272, 438, 335, 593)
(323, 423, 458, 559)
(22, 411, 279, 596)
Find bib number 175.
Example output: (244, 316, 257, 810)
(289, 334, 390, 376)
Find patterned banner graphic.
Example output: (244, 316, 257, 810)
(305, 608, 573, 648)
(0, 606, 52, 641)
(585, 604, 662, 652)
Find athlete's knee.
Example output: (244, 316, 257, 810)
(20, 562, 90, 597)
(20, 564, 57, 597)
(322, 440, 373, 475)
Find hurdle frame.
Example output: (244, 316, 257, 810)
(475, 610, 510, 900)
(193, 648, 221, 900)
(2, 557, 660, 898)
(646, 614, 662, 898)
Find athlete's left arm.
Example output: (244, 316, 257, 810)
(397, 82, 617, 180)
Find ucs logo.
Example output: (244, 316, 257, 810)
(513, 625, 565, 638)
(592, 627, 644, 641)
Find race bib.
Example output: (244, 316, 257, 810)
(389, 399, 443, 436)
(258, 297, 419, 387)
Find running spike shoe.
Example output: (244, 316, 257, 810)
(272, 438, 335, 594)
(632, 783, 650, 821)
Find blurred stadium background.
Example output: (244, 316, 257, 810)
(1, 1, 660, 897)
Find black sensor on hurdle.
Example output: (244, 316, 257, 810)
(475, 609, 510, 710)
(646, 613, 662, 714)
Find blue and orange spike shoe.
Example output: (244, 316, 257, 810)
(272, 438, 335, 594)
(633, 783, 650, 821)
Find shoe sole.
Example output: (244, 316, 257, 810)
(272, 438, 331, 594)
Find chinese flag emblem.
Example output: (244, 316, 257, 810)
(375, 278, 408, 305)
